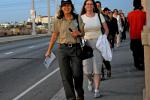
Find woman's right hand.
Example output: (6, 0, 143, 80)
(45, 50, 51, 58)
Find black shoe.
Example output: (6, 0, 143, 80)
(135, 64, 144, 71)
(77, 96, 84, 100)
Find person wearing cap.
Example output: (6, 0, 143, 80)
(45, 0, 85, 99)
(127, 0, 146, 70)
(95, 1, 103, 13)
(80, 0, 109, 98)
(103, 7, 110, 22)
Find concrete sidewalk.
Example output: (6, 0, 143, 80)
(51, 39, 144, 100)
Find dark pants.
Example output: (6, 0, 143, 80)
(103, 60, 111, 71)
(57, 44, 84, 100)
(121, 30, 126, 41)
(130, 39, 144, 70)
(108, 34, 115, 48)
(101, 59, 111, 78)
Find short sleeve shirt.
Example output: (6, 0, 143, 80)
(127, 10, 146, 39)
(51, 16, 84, 44)
(81, 13, 105, 39)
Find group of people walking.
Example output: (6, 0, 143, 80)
(45, 0, 146, 100)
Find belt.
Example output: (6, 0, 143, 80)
(59, 43, 80, 48)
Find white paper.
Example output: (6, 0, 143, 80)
(43, 52, 56, 69)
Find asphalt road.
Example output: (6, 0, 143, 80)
(0, 37, 63, 100)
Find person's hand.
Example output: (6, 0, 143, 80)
(71, 30, 80, 38)
(45, 50, 51, 58)
(104, 33, 108, 37)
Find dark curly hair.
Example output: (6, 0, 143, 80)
(57, 3, 77, 19)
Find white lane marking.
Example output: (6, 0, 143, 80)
(28, 46, 35, 49)
(4, 52, 14, 55)
(13, 68, 60, 100)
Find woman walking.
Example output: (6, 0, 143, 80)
(45, 0, 85, 99)
(80, 0, 109, 98)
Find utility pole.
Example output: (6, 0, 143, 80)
(54, 0, 58, 17)
(47, 0, 51, 35)
(31, 0, 36, 35)
(55, 0, 59, 9)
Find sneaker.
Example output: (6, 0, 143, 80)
(88, 80, 92, 92)
(94, 90, 101, 98)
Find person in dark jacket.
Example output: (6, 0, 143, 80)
(120, 12, 128, 41)
(108, 10, 119, 48)
(95, 2, 113, 79)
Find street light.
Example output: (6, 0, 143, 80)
(47, 0, 51, 35)
(47, 0, 60, 35)
(31, 0, 36, 35)
(55, 0, 60, 17)
(55, 0, 59, 10)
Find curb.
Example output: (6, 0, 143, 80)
(0, 34, 51, 44)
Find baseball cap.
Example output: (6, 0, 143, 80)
(61, 0, 72, 6)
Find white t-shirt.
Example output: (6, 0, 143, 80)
(81, 13, 105, 39)
(113, 14, 123, 33)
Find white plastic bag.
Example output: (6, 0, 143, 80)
(43, 52, 56, 69)
(96, 34, 112, 61)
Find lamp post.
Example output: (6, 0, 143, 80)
(54, 0, 59, 18)
(55, 0, 59, 9)
(47, 0, 51, 35)
(31, 0, 36, 35)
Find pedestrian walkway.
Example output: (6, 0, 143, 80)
(51, 37, 144, 100)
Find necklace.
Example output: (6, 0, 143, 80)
(86, 12, 95, 17)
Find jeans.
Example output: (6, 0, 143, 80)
(57, 44, 84, 100)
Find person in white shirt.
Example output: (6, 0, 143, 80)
(113, 9, 123, 47)
(80, 0, 109, 98)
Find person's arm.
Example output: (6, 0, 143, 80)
(100, 13, 109, 35)
(102, 22, 109, 36)
(78, 15, 85, 37)
(45, 32, 58, 57)
(45, 18, 59, 57)
(71, 30, 82, 38)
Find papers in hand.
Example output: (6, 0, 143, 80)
(44, 52, 56, 69)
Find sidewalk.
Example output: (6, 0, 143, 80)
(51, 38, 144, 100)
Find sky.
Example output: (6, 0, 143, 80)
(0, 0, 133, 23)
